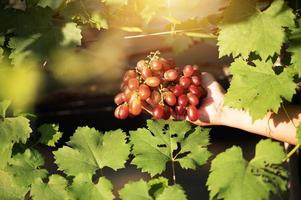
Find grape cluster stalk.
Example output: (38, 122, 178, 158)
(114, 51, 207, 121)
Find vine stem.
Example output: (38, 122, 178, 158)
(123, 28, 217, 39)
(283, 144, 301, 162)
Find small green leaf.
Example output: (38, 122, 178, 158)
(207, 139, 287, 200)
(157, 185, 187, 200)
(0, 100, 11, 118)
(7, 149, 47, 187)
(225, 58, 296, 120)
(148, 177, 168, 198)
(130, 120, 211, 176)
(54, 127, 130, 176)
(38, 124, 62, 147)
(70, 174, 114, 200)
(0, 116, 31, 169)
(31, 175, 70, 200)
(119, 180, 152, 200)
(60, 22, 82, 46)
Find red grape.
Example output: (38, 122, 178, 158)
(183, 65, 194, 77)
(141, 67, 152, 79)
(187, 93, 199, 106)
(123, 70, 136, 83)
(139, 84, 151, 100)
(175, 105, 186, 116)
(114, 104, 129, 119)
(151, 60, 163, 71)
(153, 105, 164, 119)
(189, 85, 201, 97)
(128, 78, 139, 90)
(179, 77, 191, 89)
(162, 106, 171, 120)
(151, 90, 161, 105)
(164, 69, 178, 81)
(114, 92, 126, 105)
(129, 97, 142, 116)
(191, 75, 201, 86)
(164, 91, 176, 106)
(187, 105, 199, 121)
(178, 95, 189, 107)
(145, 77, 160, 87)
(137, 60, 146, 71)
(173, 84, 184, 97)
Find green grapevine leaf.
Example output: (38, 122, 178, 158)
(70, 174, 114, 200)
(224, 58, 296, 120)
(0, 170, 28, 200)
(0, 116, 32, 169)
(119, 179, 152, 200)
(157, 185, 187, 200)
(9, 22, 81, 65)
(130, 120, 211, 176)
(31, 175, 70, 200)
(218, 0, 295, 59)
(296, 123, 301, 145)
(6, 149, 47, 187)
(37, 0, 65, 10)
(38, 124, 62, 147)
(207, 139, 287, 200)
(54, 127, 130, 176)
(139, 0, 166, 24)
(288, 25, 301, 77)
(0, 100, 11, 118)
(119, 179, 187, 200)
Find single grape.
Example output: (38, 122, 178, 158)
(151, 90, 161, 105)
(189, 84, 201, 97)
(173, 84, 184, 97)
(137, 60, 146, 71)
(164, 69, 178, 81)
(124, 88, 134, 101)
(179, 76, 191, 89)
(151, 60, 163, 71)
(187, 105, 199, 122)
(114, 92, 126, 105)
(192, 65, 199, 73)
(187, 92, 199, 106)
(183, 65, 194, 77)
(191, 75, 201, 86)
(162, 106, 171, 120)
(145, 77, 160, 87)
(123, 70, 136, 83)
(141, 67, 152, 79)
(114, 104, 129, 119)
(164, 91, 177, 106)
(138, 84, 151, 100)
(129, 97, 142, 116)
(128, 78, 139, 90)
(178, 94, 189, 107)
(153, 105, 164, 119)
(146, 97, 155, 108)
(175, 105, 186, 116)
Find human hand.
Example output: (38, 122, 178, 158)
(188, 72, 225, 126)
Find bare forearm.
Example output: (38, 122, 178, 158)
(219, 105, 300, 145)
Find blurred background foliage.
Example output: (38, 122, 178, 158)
(0, 0, 227, 111)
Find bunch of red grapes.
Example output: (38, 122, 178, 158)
(114, 51, 207, 122)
